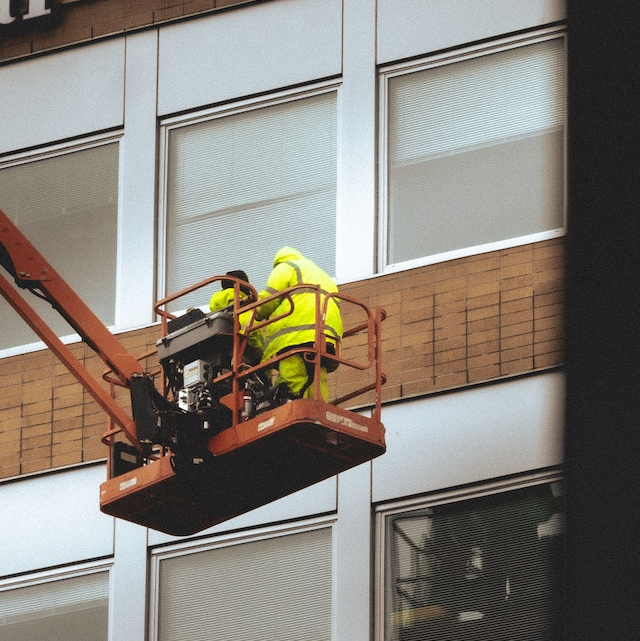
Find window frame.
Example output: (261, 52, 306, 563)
(147, 515, 335, 641)
(156, 80, 341, 307)
(378, 27, 567, 275)
(0, 132, 123, 359)
(374, 469, 564, 641)
(0, 559, 112, 637)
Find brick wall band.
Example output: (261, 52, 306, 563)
(0, 239, 564, 480)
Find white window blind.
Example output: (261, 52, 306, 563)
(165, 92, 337, 310)
(0, 571, 109, 641)
(157, 527, 332, 641)
(385, 37, 566, 266)
(0, 142, 119, 351)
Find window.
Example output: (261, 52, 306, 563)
(382, 34, 566, 270)
(0, 569, 109, 641)
(152, 525, 332, 641)
(0, 141, 119, 352)
(378, 478, 564, 641)
(161, 89, 337, 311)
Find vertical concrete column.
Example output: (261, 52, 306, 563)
(336, 0, 378, 281)
(116, 30, 159, 329)
(108, 519, 149, 641)
(333, 462, 374, 641)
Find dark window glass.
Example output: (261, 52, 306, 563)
(385, 482, 564, 641)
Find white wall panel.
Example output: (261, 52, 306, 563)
(0, 40, 125, 154)
(0, 464, 114, 577)
(372, 371, 565, 502)
(377, 0, 566, 64)
(157, 0, 342, 116)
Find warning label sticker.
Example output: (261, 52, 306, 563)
(258, 416, 276, 432)
(325, 411, 368, 433)
(119, 477, 137, 492)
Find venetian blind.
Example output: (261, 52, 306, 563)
(388, 37, 566, 166)
(165, 92, 337, 310)
(0, 571, 109, 641)
(157, 527, 332, 641)
(385, 37, 566, 266)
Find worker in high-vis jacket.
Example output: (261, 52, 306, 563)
(209, 270, 252, 313)
(255, 247, 343, 401)
(209, 270, 263, 364)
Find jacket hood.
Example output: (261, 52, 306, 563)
(273, 246, 304, 267)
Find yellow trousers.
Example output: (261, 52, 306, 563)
(277, 354, 329, 401)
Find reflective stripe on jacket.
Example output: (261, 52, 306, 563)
(256, 247, 343, 361)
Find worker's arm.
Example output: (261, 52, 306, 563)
(209, 288, 236, 312)
(255, 263, 294, 319)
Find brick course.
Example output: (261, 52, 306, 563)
(0, 238, 565, 479)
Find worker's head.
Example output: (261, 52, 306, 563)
(273, 247, 304, 267)
(221, 270, 250, 294)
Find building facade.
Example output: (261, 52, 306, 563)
(1, 1, 566, 639)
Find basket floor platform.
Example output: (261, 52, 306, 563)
(100, 399, 386, 536)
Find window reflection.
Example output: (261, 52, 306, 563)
(386, 482, 564, 640)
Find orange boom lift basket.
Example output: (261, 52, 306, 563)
(1, 208, 386, 536)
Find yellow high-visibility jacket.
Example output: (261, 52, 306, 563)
(209, 289, 264, 355)
(255, 247, 343, 361)
(209, 289, 248, 317)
